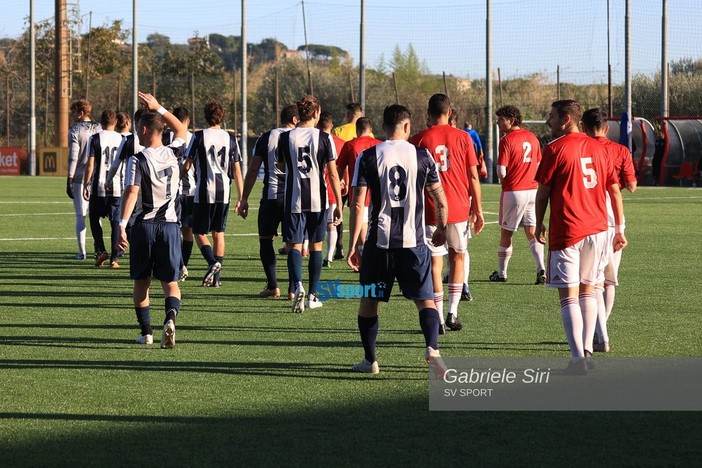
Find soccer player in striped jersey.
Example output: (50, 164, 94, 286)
(317, 111, 346, 267)
(535, 100, 627, 372)
(238, 104, 299, 298)
(182, 101, 244, 287)
(66, 99, 101, 260)
(490, 105, 545, 284)
(347, 104, 448, 375)
(277, 95, 343, 313)
(162, 107, 195, 282)
(117, 92, 187, 348)
(82, 110, 124, 268)
(410, 94, 484, 333)
(582, 108, 637, 353)
(336, 117, 381, 257)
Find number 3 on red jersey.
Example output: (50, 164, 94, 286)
(434, 145, 450, 172)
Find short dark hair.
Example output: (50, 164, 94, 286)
(297, 95, 320, 122)
(346, 102, 362, 115)
(134, 108, 145, 127)
(496, 105, 523, 126)
(581, 108, 608, 132)
(115, 112, 131, 132)
(356, 117, 372, 135)
(383, 104, 411, 130)
(204, 101, 225, 126)
(173, 106, 190, 123)
(100, 109, 117, 127)
(318, 110, 334, 130)
(280, 104, 299, 126)
(138, 110, 165, 134)
(551, 99, 582, 122)
(428, 93, 451, 118)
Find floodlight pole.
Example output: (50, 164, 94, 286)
(30, 0, 37, 175)
(241, 0, 248, 174)
(132, 0, 138, 120)
(359, 0, 366, 111)
(661, 0, 669, 117)
(485, 0, 493, 183)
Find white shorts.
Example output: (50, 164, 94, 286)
(425, 221, 469, 257)
(604, 227, 622, 286)
(73, 181, 89, 217)
(499, 189, 537, 231)
(546, 231, 608, 288)
(326, 203, 337, 223)
(362, 206, 369, 223)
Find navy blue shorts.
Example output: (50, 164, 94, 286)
(283, 211, 326, 244)
(89, 196, 120, 221)
(178, 195, 194, 229)
(193, 202, 229, 234)
(129, 222, 182, 282)
(359, 242, 434, 302)
(258, 199, 284, 237)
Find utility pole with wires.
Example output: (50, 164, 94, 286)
(301, 0, 313, 95)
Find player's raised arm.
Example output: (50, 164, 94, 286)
(138, 92, 186, 141)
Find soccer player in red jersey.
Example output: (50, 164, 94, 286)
(490, 105, 546, 284)
(535, 100, 627, 371)
(410, 94, 484, 333)
(336, 117, 381, 255)
(582, 108, 637, 353)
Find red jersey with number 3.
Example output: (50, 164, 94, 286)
(535, 132, 617, 251)
(338, 135, 381, 207)
(498, 128, 542, 191)
(410, 124, 477, 225)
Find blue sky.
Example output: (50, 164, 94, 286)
(3, 1, 701, 84)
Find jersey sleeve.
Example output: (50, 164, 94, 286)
(186, 133, 200, 161)
(620, 147, 637, 183)
(253, 132, 269, 159)
(337, 142, 352, 173)
(322, 132, 337, 162)
(88, 134, 100, 159)
(352, 151, 367, 187)
(124, 155, 142, 188)
(229, 133, 242, 163)
(421, 148, 440, 186)
(67, 126, 80, 177)
(497, 136, 509, 167)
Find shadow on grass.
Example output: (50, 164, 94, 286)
(0, 402, 699, 466)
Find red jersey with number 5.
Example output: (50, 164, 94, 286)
(410, 124, 477, 225)
(535, 132, 617, 250)
(498, 128, 542, 191)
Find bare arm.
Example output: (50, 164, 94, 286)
(468, 165, 484, 234)
(83, 156, 95, 201)
(346, 184, 366, 272)
(238, 155, 263, 219)
(535, 183, 551, 244)
(138, 92, 186, 141)
(232, 161, 244, 213)
(326, 159, 343, 224)
(625, 180, 637, 193)
(426, 182, 448, 246)
(607, 182, 628, 251)
(116, 185, 139, 252)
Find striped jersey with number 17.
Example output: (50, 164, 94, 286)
(353, 139, 440, 249)
(279, 127, 337, 213)
(125, 140, 185, 223)
(188, 128, 242, 204)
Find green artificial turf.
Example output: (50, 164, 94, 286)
(0, 176, 700, 466)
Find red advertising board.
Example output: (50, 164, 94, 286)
(0, 147, 27, 175)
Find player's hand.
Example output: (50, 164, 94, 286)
(66, 177, 74, 199)
(347, 246, 360, 272)
(340, 179, 348, 197)
(431, 227, 447, 247)
(234, 199, 242, 216)
(138, 92, 160, 111)
(117, 227, 129, 252)
(332, 205, 343, 226)
(472, 211, 485, 235)
(479, 162, 488, 179)
(237, 199, 248, 219)
(536, 224, 547, 244)
(105, 184, 112, 194)
(613, 232, 628, 252)
(82, 186, 91, 202)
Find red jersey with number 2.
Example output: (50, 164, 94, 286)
(535, 132, 617, 251)
(498, 128, 542, 191)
